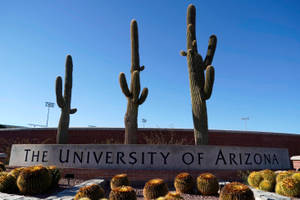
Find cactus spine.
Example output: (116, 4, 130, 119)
(119, 19, 148, 144)
(181, 4, 217, 145)
(56, 55, 77, 144)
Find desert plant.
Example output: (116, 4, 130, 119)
(46, 165, 61, 187)
(292, 172, 300, 182)
(258, 180, 274, 192)
(260, 169, 276, 184)
(143, 178, 168, 200)
(275, 177, 300, 197)
(74, 184, 105, 200)
(0, 171, 8, 178)
(17, 166, 52, 195)
(119, 19, 148, 144)
(0, 174, 18, 193)
(164, 192, 183, 199)
(219, 182, 255, 200)
(174, 172, 194, 194)
(110, 173, 130, 189)
(247, 171, 263, 188)
(196, 173, 219, 195)
(56, 55, 77, 144)
(276, 171, 293, 183)
(109, 185, 136, 200)
(180, 4, 217, 145)
(0, 162, 5, 171)
(8, 167, 24, 179)
(78, 198, 91, 200)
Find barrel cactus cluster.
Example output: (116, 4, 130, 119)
(0, 165, 61, 195)
(247, 169, 300, 197)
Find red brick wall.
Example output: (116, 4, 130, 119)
(2, 128, 300, 181)
(1, 128, 299, 154)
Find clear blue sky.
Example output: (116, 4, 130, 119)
(0, 0, 299, 134)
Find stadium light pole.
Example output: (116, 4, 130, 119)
(241, 117, 249, 130)
(142, 118, 147, 128)
(45, 102, 55, 127)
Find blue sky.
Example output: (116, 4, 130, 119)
(0, 0, 299, 134)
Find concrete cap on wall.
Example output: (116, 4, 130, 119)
(291, 155, 300, 160)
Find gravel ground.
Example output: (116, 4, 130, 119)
(13, 178, 300, 200)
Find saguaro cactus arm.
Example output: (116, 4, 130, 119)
(204, 65, 215, 100)
(204, 35, 217, 68)
(55, 76, 65, 108)
(70, 108, 77, 114)
(138, 88, 148, 105)
(119, 73, 131, 97)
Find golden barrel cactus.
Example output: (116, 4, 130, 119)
(109, 185, 136, 200)
(110, 173, 130, 189)
(17, 166, 52, 195)
(220, 182, 255, 200)
(174, 172, 195, 194)
(196, 173, 219, 195)
(143, 178, 168, 200)
(74, 184, 105, 200)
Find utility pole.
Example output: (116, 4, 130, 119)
(241, 117, 249, 130)
(45, 102, 54, 127)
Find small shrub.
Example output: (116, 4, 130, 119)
(196, 173, 219, 195)
(174, 172, 194, 194)
(143, 178, 168, 200)
(74, 184, 105, 200)
(109, 185, 136, 200)
(219, 182, 255, 200)
(110, 173, 130, 189)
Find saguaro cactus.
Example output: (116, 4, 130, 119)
(56, 55, 77, 144)
(180, 4, 217, 145)
(119, 19, 148, 144)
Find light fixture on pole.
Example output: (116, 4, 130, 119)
(45, 102, 55, 127)
(241, 117, 249, 130)
(141, 118, 147, 128)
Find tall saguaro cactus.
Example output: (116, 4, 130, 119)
(180, 4, 217, 145)
(119, 19, 148, 144)
(55, 55, 77, 144)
